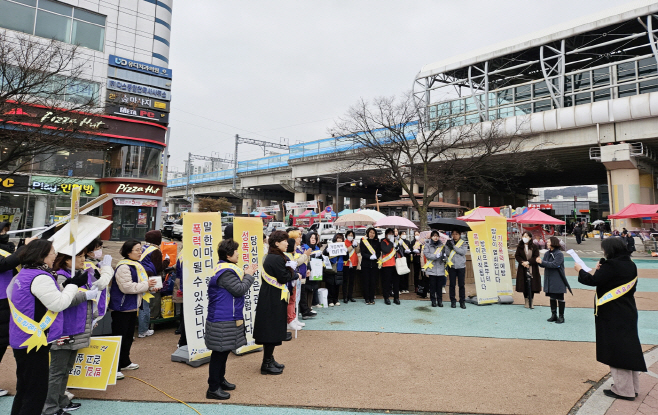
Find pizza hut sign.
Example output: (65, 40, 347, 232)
(116, 183, 160, 195)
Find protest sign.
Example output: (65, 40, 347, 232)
(486, 215, 513, 296)
(182, 212, 222, 362)
(310, 258, 323, 280)
(66, 336, 121, 390)
(233, 217, 263, 355)
(467, 221, 499, 305)
(327, 242, 347, 257)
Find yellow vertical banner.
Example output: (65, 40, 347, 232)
(66, 336, 121, 391)
(467, 221, 498, 305)
(69, 187, 80, 257)
(182, 212, 222, 362)
(233, 217, 263, 355)
(485, 215, 513, 296)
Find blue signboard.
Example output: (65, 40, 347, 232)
(106, 79, 171, 101)
(108, 55, 172, 79)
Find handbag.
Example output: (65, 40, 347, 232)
(395, 257, 410, 275)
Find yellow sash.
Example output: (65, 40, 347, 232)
(595, 277, 637, 316)
(8, 297, 58, 352)
(362, 239, 376, 256)
(422, 245, 444, 270)
(116, 259, 154, 303)
(445, 239, 464, 276)
(400, 240, 410, 251)
(84, 261, 99, 272)
(214, 262, 245, 281)
(377, 248, 396, 266)
(262, 270, 290, 302)
(140, 245, 158, 261)
(413, 241, 421, 250)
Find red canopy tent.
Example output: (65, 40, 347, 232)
(513, 209, 565, 225)
(608, 203, 658, 219)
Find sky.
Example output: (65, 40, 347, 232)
(166, 0, 624, 172)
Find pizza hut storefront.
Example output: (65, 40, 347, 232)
(97, 179, 164, 241)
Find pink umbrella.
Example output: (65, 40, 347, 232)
(374, 216, 418, 229)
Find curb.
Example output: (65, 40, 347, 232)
(575, 346, 658, 415)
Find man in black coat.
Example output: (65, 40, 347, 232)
(573, 224, 583, 244)
(576, 237, 647, 401)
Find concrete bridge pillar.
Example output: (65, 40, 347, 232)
(459, 192, 475, 208)
(294, 192, 307, 216)
(241, 198, 254, 215)
(335, 196, 344, 213)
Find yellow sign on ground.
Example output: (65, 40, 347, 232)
(182, 212, 222, 361)
(66, 336, 121, 390)
(233, 217, 264, 355)
(485, 215, 514, 296)
(468, 221, 499, 305)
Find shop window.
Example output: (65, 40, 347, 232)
(105, 145, 163, 181)
(0, 0, 36, 34)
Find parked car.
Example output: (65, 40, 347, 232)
(309, 222, 340, 243)
(162, 220, 175, 238)
(171, 218, 183, 240)
(265, 221, 286, 236)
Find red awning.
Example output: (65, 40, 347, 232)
(513, 209, 565, 225)
(608, 203, 658, 219)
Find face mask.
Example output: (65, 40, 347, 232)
(93, 249, 103, 259)
(347, 236, 353, 241)
(522, 237, 530, 244)
(401, 235, 407, 240)
(415, 235, 420, 239)
(388, 235, 394, 242)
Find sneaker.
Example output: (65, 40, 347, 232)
(138, 329, 154, 338)
(301, 311, 316, 320)
(120, 363, 139, 371)
(328, 303, 334, 307)
(64, 390, 74, 400)
(63, 402, 82, 411)
(116, 372, 125, 380)
(294, 318, 306, 327)
(0, 389, 7, 397)
(335, 301, 340, 306)
(291, 320, 303, 330)
(309, 309, 317, 315)
(287, 322, 296, 330)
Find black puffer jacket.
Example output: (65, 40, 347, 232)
(0, 222, 15, 253)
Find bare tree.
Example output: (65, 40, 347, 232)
(198, 197, 232, 213)
(0, 31, 106, 174)
(330, 92, 547, 229)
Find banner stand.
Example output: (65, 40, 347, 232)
(171, 345, 210, 367)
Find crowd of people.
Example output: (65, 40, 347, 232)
(0, 220, 648, 412)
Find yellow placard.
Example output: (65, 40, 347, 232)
(69, 187, 80, 245)
(485, 215, 514, 296)
(233, 217, 264, 355)
(66, 336, 121, 391)
(467, 221, 498, 305)
(182, 212, 222, 362)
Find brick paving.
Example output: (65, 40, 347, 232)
(605, 360, 658, 415)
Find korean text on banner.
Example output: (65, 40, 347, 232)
(327, 242, 347, 257)
(233, 217, 263, 355)
(467, 221, 498, 305)
(486, 215, 513, 296)
(182, 212, 222, 362)
(66, 336, 121, 391)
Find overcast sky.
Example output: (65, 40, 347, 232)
(166, 0, 623, 172)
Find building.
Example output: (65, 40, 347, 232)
(0, 0, 173, 240)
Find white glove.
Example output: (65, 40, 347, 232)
(405, 249, 411, 254)
(99, 255, 112, 268)
(370, 254, 377, 260)
(85, 287, 99, 301)
(349, 263, 353, 268)
(285, 260, 298, 269)
(165, 254, 170, 261)
(413, 249, 419, 254)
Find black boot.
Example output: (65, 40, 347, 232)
(220, 378, 236, 390)
(343, 298, 348, 304)
(438, 298, 443, 307)
(557, 301, 565, 324)
(460, 300, 466, 309)
(271, 356, 285, 369)
(451, 301, 456, 308)
(206, 388, 230, 400)
(349, 298, 356, 302)
(260, 357, 283, 375)
(384, 299, 391, 305)
(547, 299, 558, 322)
(431, 300, 437, 307)
(528, 297, 534, 309)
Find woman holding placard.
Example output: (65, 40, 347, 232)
(380, 228, 399, 305)
(254, 231, 298, 375)
(323, 233, 347, 306)
(109, 240, 158, 380)
(301, 232, 322, 312)
(204, 239, 257, 400)
(359, 227, 380, 305)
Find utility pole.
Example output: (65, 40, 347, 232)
(185, 151, 191, 199)
(233, 134, 289, 189)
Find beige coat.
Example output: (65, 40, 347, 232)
(114, 264, 150, 312)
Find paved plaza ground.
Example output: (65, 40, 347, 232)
(0, 236, 655, 414)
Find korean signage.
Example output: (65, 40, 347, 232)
(66, 336, 121, 391)
(108, 55, 173, 79)
(327, 242, 347, 257)
(0, 174, 29, 192)
(529, 203, 553, 210)
(467, 221, 499, 305)
(233, 217, 263, 355)
(113, 198, 158, 207)
(106, 80, 171, 101)
(106, 91, 170, 112)
(256, 205, 280, 213)
(284, 200, 317, 210)
(182, 212, 222, 361)
(106, 105, 169, 124)
(487, 215, 513, 297)
(30, 176, 98, 197)
(107, 66, 172, 90)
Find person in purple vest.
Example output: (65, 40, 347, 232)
(204, 239, 257, 400)
(137, 230, 169, 338)
(0, 235, 37, 398)
(7, 239, 83, 415)
(110, 239, 158, 381)
(43, 249, 111, 415)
